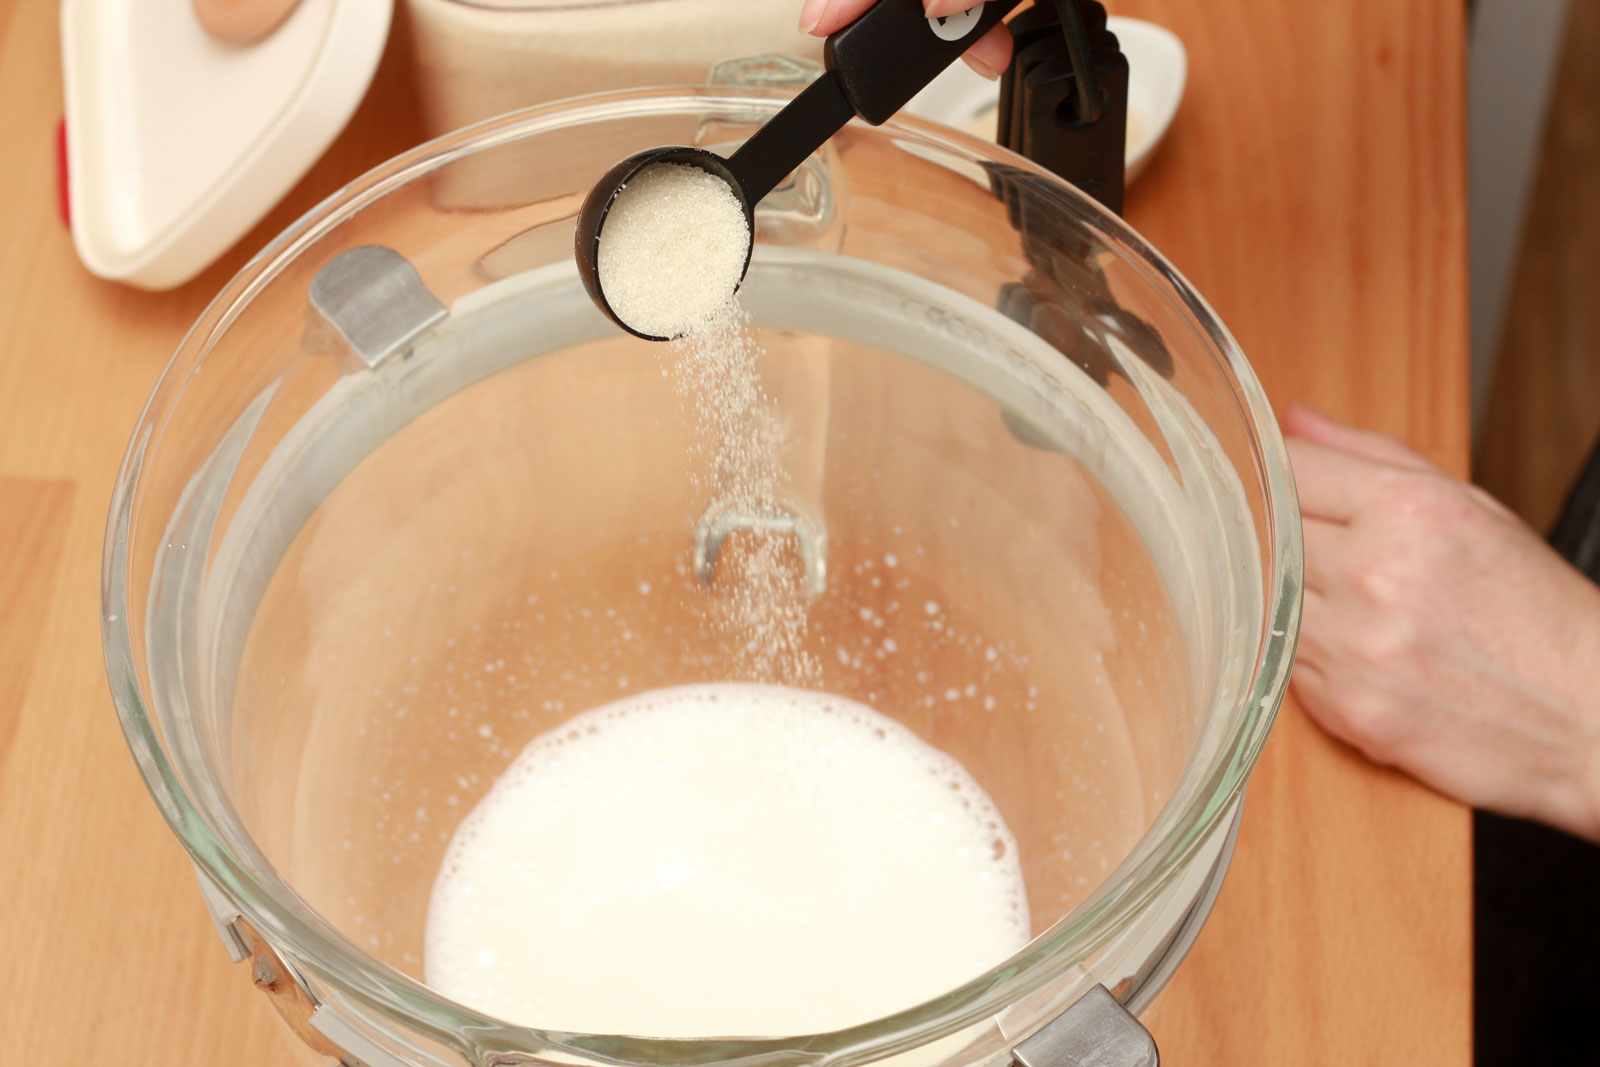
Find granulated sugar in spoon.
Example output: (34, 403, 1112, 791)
(575, 0, 1022, 340)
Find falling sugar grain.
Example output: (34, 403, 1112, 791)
(595, 161, 816, 684)
(672, 305, 818, 685)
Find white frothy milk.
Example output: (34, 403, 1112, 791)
(425, 683, 1030, 1037)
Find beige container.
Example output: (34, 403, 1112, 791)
(407, 0, 825, 137)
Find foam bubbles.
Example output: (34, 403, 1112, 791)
(425, 683, 1028, 1037)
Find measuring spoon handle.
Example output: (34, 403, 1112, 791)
(825, 0, 1024, 125)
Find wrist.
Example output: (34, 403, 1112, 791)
(1554, 583, 1600, 843)
(1577, 705, 1600, 843)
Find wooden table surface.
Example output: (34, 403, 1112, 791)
(0, 1, 1469, 1063)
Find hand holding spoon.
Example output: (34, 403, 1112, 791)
(575, 0, 1022, 340)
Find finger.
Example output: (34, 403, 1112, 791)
(805, 0, 971, 36)
(1300, 516, 1346, 596)
(960, 23, 1013, 78)
(1282, 404, 1432, 472)
(1288, 589, 1367, 747)
(1288, 656, 1328, 712)
(1294, 585, 1331, 663)
(801, 0, 865, 35)
(1286, 435, 1388, 522)
(1288, 637, 1342, 730)
(1289, 656, 1368, 754)
(1291, 654, 1325, 686)
(806, 0, 1014, 79)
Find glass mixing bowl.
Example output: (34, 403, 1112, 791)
(103, 88, 1300, 1067)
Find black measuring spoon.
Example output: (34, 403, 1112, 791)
(575, 0, 1022, 340)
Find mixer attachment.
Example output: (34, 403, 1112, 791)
(692, 495, 828, 597)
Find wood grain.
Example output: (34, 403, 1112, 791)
(1113, 1, 1471, 1062)
(0, 0, 1468, 1065)
(0, 478, 73, 783)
